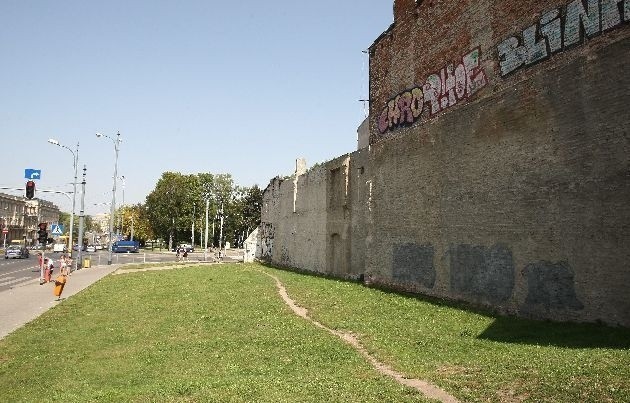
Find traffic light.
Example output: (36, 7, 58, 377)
(37, 223, 47, 244)
(25, 181, 35, 199)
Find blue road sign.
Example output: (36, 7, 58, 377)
(25, 169, 42, 180)
(51, 224, 64, 235)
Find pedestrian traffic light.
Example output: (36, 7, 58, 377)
(25, 181, 35, 199)
(38, 229, 47, 244)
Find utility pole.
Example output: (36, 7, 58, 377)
(204, 197, 209, 261)
(191, 204, 195, 248)
(218, 201, 224, 259)
(75, 165, 86, 271)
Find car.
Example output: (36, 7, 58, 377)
(95, 244, 103, 250)
(86, 245, 97, 252)
(53, 243, 68, 253)
(5, 245, 30, 259)
(173, 244, 194, 253)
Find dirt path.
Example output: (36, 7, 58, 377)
(261, 271, 459, 403)
(115, 263, 459, 402)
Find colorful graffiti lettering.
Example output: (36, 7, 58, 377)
(498, 0, 630, 76)
(377, 48, 488, 135)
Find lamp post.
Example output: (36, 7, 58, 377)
(96, 131, 121, 265)
(1, 208, 7, 250)
(117, 175, 125, 237)
(48, 138, 79, 256)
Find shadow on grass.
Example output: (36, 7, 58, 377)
(478, 316, 630, 349)
(258, 262, 630, 350)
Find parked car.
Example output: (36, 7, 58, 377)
(5, 245, 30, 259)
(86, 245, 97, 253)
(95, 244, 103, 250)
(173, 244, 194, 253)
(53, 243, 68, 253)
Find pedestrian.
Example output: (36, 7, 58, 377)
(176, 247, 181, 262)
(37, 253, 45, 285)
(44, 258, 54, 283)
(183, 249, 188, 262)
(53, 259, 70, 301)
(59, 255, 70, 275)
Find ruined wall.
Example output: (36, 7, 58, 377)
(261, 0, 630, 327)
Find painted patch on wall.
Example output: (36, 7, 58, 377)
(498, 0, 630, 76)
(449, 243, 515, 304)
(392, 243, 436, 289)
(521, 261, 584, 311)
(375, 47, 488, 138)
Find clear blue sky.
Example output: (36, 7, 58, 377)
(0, 1, 392, 215)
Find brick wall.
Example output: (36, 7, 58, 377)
(261, 0, 630, 327)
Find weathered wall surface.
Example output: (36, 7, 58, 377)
(260, 0, 630, 327)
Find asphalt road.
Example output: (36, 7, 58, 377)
(0, 254, 40, 291)
(0, 248, 243, 292)
(0, 250, 160, 292)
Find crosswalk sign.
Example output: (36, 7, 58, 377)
(51, 224, 64, 235)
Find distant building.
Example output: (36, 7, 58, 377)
(0, 192, 60, 245)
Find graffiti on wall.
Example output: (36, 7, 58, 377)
(498, 0, 630, 76)
(377, 47, 488, 135)
(259, 222, 275, 261)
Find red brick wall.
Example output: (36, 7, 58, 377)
(371, 0, 630, 143)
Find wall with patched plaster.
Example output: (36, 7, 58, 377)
(260, 0, 630, 327)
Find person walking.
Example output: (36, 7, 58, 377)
(43, 258, 54, 283)
(53, 260, 70, 301)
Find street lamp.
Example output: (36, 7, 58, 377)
(48, 138, 79, 256)
(96, 131, 121, 265)
(118, 175, 125, 237)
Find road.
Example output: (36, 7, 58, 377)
(0, 250, 165, 292)
(0, 255, 40, 291)
(0, 248, 243, 292)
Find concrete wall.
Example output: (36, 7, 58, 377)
(260, 0, 630, 327)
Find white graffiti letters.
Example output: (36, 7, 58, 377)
(498, 0, 630, 76)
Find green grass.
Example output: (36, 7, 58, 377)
(270, 268, 630, 402)
(0, 263, 628, 402)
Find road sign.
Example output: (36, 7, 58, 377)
(24, 169, 42, 180)
(50, 224, 64, 236)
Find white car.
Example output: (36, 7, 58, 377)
(86, 245, 97, 253)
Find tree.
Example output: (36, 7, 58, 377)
(143, 171, 261, 249)
(145, 172, 195, 249)
(119, 204, 153, 242)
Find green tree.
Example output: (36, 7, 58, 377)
(119, 204, 153, 242)
(143, 171, 261, 249)
(145, 172, 199, 249)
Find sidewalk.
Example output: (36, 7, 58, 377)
(0, 264, 121, 340)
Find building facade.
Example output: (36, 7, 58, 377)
(260, 0, 630, 327)
(0, 192, 60, 246)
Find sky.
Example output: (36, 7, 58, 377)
(0, 1, 393, 216)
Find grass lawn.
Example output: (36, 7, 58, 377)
(0, 263, 628, 402)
